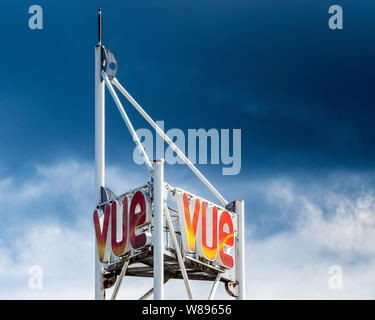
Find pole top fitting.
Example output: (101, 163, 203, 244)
(98, 8, 102, 46)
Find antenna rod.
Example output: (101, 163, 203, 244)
(98, 8, 102, 45)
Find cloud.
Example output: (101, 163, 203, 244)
(243, 174, 375, 299)
(0, 159, 149, 299)
(0, 160, 374, 299)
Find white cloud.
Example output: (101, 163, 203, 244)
(0, 160, 374, 299)
(0, 159, 148, 299)
(243, 175, 375, 299)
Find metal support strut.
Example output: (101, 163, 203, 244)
(95, 9, 245, 301)
(153, 160, 164, 300)
(101, 71, 153, 173)
(164, 205, 194, 300)
(110, 77, 228, 207)
(111, 259, 130, 300)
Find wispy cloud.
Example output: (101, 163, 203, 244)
(0, 160, 374, 299)
(244, 174, 375, 299)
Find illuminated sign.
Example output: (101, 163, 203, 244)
(176, 192, 235, 269)
(93, 189, 235, 270)
(93, 190, 151, 263)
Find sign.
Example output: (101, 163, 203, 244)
(93, 190, 151, 263)
(93, 188, 235, 270)
(176, 192, 235, 269)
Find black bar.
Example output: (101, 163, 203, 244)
(98, 8, 102, 45)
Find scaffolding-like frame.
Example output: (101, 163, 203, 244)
(94, 9, 245, 300)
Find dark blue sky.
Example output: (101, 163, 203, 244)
(0, 0, 374, 182)
(2, 1, 375, 300)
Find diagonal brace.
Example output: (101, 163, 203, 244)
(111, 259, 130, 300)
(208, 273, 222, 300)
(101, 71, 153, 173)
(164, 204, 194, 300)
(139, 278, 170, 300)
(111, 77, 228, 207)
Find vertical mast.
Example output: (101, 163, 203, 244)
(153, 160, 165, 300)
(235, 200, 246, 300)
(95, 8, 105, 300)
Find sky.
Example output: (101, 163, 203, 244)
(0, 0, 375, 299)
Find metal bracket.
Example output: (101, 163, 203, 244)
(103, 273, 117, 289)
(225, 281, 239, 298)
(98, 186, 116, 211)
(225, 201, 236, 213)
(101, 46, 118, 80)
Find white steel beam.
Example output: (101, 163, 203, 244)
(101, 71, 153, 173)
(235, 200, 246, 300)
(111, 259, 130, 300)
(208, 273, 222, 300)
(153, 160, 164, 300)
(164, 204, 194, 300)
(95, 44, 105, 300)
(139, 278, 170, 300)
(111, 77, 228, 207)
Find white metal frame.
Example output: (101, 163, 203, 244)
(102, 71, 153, 173)
(94, 9, 245, 301)
(153, 160, 164, 300)
(235, 200, 246, 300)
(111, 259, 130, 300)
(164, 204, 194, 299)
(94, 44, 105, 300)
(111, 78, 228, 207)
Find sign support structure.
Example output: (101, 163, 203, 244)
(93, 9, 246, 300)
(235, 200, 246, 300)
(153, 160, 164, 300)
(94, 9, 105, 300)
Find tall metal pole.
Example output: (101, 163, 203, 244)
(235, 200, 245, 300)
(95, 8, 105, 300)
(153, 160, 164, 300)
